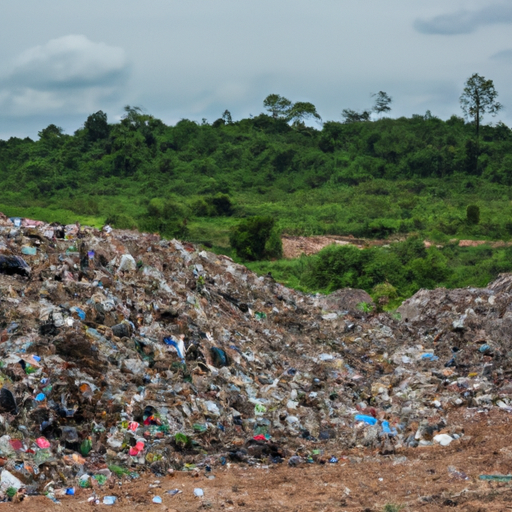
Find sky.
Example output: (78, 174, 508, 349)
(1, 0, 512, 139)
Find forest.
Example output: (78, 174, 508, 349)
(1, 82, 512, 306)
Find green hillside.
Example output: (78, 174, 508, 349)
(1, 105, 512, 245)
(2, 95, 512, 306)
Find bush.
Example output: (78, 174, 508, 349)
(191, 193, 234, 217)
(211, 193, 234, 215)
(105, 213, 137, 230)
(229, 216, 282, 261)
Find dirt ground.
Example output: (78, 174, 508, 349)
(282, 236, 362, 259)
(281, 235, 512, 259)
(8, 409, 512, 512)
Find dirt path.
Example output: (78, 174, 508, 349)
(8, 410, 512, 511)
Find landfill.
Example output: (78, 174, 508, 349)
(0, 211, 511, 498)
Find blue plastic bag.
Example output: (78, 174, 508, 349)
(355, 414, 377, 425)
(163, 337, 185, 362)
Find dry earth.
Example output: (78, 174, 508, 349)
(8, 409, 512, 512)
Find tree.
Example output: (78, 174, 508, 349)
(121, 105, 150, 130)
(287, 101, 321, 126)
(221, 110, 232, 124)
(460, 73, 502, 140)
(341, 108, 371, 123)
(263, 94, 292, 119)
(372, 91, 392, 115)
(84, 111, 109, 142)
(38, 124, 64, 140)
(229, 216, 282, 260)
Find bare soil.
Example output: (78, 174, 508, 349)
(282, 236, 364, 259)
(8, 409, 512, 512)
(282, 235, 512, 259)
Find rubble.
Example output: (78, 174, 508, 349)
(0, 215, 511, 498)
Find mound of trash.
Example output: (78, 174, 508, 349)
(0, 213, 511, 497)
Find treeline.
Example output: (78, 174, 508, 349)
(1, 102, 512, 244)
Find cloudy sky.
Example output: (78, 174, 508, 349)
(1, 0, 512, 139)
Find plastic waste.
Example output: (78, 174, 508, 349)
(433, 434, 454, 446)
(78, 475, 91, 488)
(211, 347, 228, 367)
(103, 496, 117, 504)
(421, 353, 439, 361)
(21, 246, 37, 255)
(36, 437, 51, 449)
(71, 306, 86, 320)
(0, 470, 23, 490)
(381, 420, 397, 436)
(0, 255, 30, 276)
(112, 322, 131, 338)
(355, 414, 378, 426)
(163, 336, 185, 362)
(118, 254, 136, 272)
(479, 474, 512, 481)
(194, 488, 204, 497)
(152, 496, 163, 503)
(46, 493, 61, 504)
(448, 466, 469, 480)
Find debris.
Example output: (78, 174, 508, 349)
(0, 216, 511, 495)
(434, 434, 455, 446)
(479, 475, 512, 482)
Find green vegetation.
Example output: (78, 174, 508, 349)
(382, 504, 404, 512)
(1, 77, 512, 303)
(229, 216, 282, 261)
(6, 487, 17, 499)
(248, 238, 512, 309)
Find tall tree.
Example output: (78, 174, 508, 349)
(263, 94, 292, 119)
(221, 109, 233, 124)
(287, 101, 321, 126)
(84, 111, 109, 142)
(460, 73, 503, 140)
(372, 91, 392, 115)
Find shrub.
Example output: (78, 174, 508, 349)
(229, 216, 282, 261)
(105, 213, 137, 230)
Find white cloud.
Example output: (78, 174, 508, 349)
(0, 35, 129, 116)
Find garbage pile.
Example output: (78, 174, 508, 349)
(0, 213, 511, 495)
